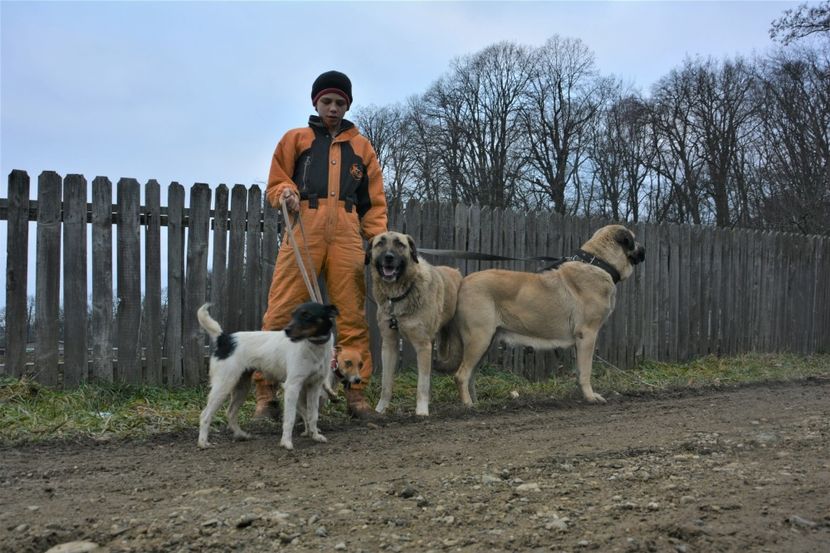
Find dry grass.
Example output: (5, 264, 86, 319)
(2, 353, 828, 444)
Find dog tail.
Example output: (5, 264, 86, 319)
(197, 303, 223, 342)
(434, 315, 463, 373)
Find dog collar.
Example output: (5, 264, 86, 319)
(387, 282, 416, 330)
(308, 333, 332, 345)
(389, 282, 416, 303)
(571, 249, 621, 283)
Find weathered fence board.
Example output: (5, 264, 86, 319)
(210, 184, 229, 325)
(3, 170, 830, 388)
(62, 174, 88, 387)
(116, 178, 142, 384)
(91, 177, 113, 382)
(244, 186, 263, 330)
(5, 170, 30, 377)
(144, 179, 162, 385)
(226, 184, 247, 333)
(261, 200, 280, 318)
(182, 184, 211, 385)
(35, 171, 62, 386)
(165, 183, 185, 386)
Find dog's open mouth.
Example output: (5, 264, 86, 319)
(380, 265, 399, 281)
(376, 260, 403, 282)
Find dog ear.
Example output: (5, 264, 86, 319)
(614, 228, 635, 251)
(406, 235, 419, 264)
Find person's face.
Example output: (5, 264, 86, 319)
(315, 93, 348, 132)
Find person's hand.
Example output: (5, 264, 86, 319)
(281, 189, 300, 212)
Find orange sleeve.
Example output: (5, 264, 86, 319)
(359, 143, 388, 241)
(266, 130, 300, 209)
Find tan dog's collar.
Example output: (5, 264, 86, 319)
(571, 249, 621, 283)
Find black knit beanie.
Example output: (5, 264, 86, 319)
(311, 70, 353, 108)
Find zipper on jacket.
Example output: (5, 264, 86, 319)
(301, 156, 312, 192)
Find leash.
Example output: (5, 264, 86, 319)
(417, 248, 561, 263)
(417, 247, 621, 282)
(281, 202, 323, 304)
(281, 202, 352, 398)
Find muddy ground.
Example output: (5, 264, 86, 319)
(1, 378, 829, 553)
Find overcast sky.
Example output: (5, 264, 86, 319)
(0, 0, 806, 307)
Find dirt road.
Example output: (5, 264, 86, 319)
(2, 378, 829, 553)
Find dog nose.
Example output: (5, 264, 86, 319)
(353, 377, 362, 384)
(383, 253, 395, 262)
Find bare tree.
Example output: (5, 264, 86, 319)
(522, 36, 611, 214)
(648, 65, 707, 224)
(587, 92, 655, 222)
(691, 57, 758, 227)
(413, 41, 533, 208)
(754, 46, 830, 234)
(770, 1, 830, 44)
(353, 103, 419, 214)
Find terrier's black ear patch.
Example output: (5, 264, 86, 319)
(614, 228, 635, 251)
(407, 235, 419, 264)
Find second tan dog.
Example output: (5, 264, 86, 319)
(445, 224, 645, 406)
(366, 231, 462, 416)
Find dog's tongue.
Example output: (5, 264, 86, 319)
(382, 267, 396, 278)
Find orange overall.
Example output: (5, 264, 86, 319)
(255, 116, 387, 409)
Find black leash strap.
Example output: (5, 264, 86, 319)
(417, 247, 621, 283)
(417, 248, 561, 263)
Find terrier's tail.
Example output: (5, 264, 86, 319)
(197, 303, 223, 341)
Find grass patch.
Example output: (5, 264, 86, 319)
(1, 353, 828, 444)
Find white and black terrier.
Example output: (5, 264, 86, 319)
(196, 301, 339, 450)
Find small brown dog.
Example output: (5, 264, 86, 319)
(333, 346, 364, 391)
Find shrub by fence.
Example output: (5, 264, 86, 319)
(2, 170, 829, 388)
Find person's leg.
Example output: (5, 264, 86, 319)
(256, 212, 327, 418)
(324, 223, 374, 416)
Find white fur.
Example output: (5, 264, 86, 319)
(196, 305, 333, 450)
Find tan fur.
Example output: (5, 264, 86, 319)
(447, 224, 645, 406)
(369, 231, 463, 416)
(335, 347, 364, 382)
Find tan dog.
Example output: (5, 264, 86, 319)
(366, 231, 462, 416)
(333, 346, 364, 391)
(446, 224, 645, 406)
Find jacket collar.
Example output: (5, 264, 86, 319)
(308, 115, 356, 139)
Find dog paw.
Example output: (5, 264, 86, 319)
(311, 433, 327, 443)
(415, 408, 429, 417)
(232, 431, 252, 441)
(375, 402, 388, 414)
(280, 439, 294, 451)
(197, 440, 213, 449)
(586, 393, 607, 404)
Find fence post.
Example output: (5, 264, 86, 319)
(62, 174, 88, 387)
(165, 182, 185, 386)
(34, 171, 62, 386)
(5, 170, 30, 378)
(91, 177, 114, 382)
(210, 184, 229, 324)
(226, 185, 247, 332)
(244, 185, 263, 330)
(183, 183, 212, 385)
(261, 196, 280, 319)
(144, 179, 162, 385)
(116, 178, 142, 384)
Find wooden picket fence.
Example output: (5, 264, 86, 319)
(2, 170, 830, 388)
